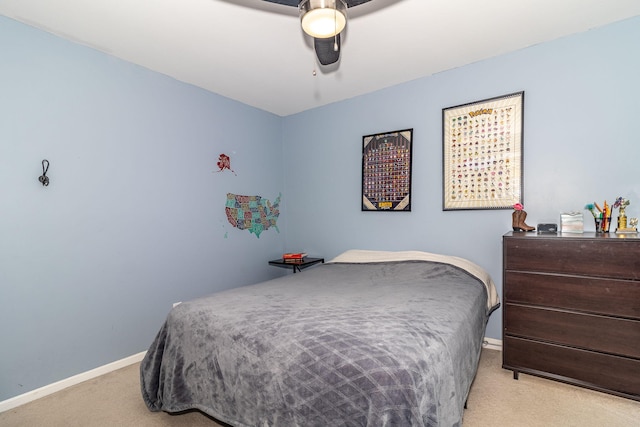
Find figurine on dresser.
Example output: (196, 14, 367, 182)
(614, 197, 637, 234)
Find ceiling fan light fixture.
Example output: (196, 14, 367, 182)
(299, 0, 347, 39)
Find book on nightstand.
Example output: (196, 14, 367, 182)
(282, 253, 307, 262)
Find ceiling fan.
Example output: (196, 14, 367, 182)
(262, 0, 372, 65)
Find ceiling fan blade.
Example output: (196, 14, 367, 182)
(314, 35, 340, 65)
(343, 0, 372, 6)
(262, 0, 298, 6)
(261, 0, 371, 8)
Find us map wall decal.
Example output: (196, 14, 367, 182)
(225, 193, 281, 238)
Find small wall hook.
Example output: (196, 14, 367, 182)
(39, 159, 50, 187)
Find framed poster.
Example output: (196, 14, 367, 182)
(362, 128, 413, 211)
(442, 91, 524, 210)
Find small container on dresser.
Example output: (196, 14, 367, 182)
(502, 231, 640, 401)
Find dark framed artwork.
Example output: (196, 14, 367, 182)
(442, 91, 524, 210)
(362, 128, 413, 211)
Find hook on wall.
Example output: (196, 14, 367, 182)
(39, 159, 50, 187)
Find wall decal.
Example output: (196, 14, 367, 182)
(225, 193, 281, 238)
(215, 153, 236, 175)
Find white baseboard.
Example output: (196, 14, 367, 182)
(0, 351, 147, 413)
(483, 337, 502, 351)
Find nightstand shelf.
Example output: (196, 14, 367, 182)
(268, 257, 324, 273)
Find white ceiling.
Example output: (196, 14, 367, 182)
(2, 0, 639, 116)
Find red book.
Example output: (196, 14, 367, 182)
(282, 252, 307, 260)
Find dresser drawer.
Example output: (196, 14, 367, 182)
(504, 237, 640, 280)
(504, 271, 640, 319)
(503, 336, 640, 400)
(505, 305, 640, 358)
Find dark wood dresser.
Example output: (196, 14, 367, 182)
(502, 231, 640, 401)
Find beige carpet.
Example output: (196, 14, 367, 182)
(1, 349, 639, 426)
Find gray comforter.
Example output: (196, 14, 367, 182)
(141, 260, 493, 426)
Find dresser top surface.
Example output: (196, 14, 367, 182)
(504, 231, 640, 242)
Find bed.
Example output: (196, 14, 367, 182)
(140, 250, 500, 426)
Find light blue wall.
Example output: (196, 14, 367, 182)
(2, 13, 639, 403)
(0, 17, 286, 401)
(282, 16, 640, 340)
